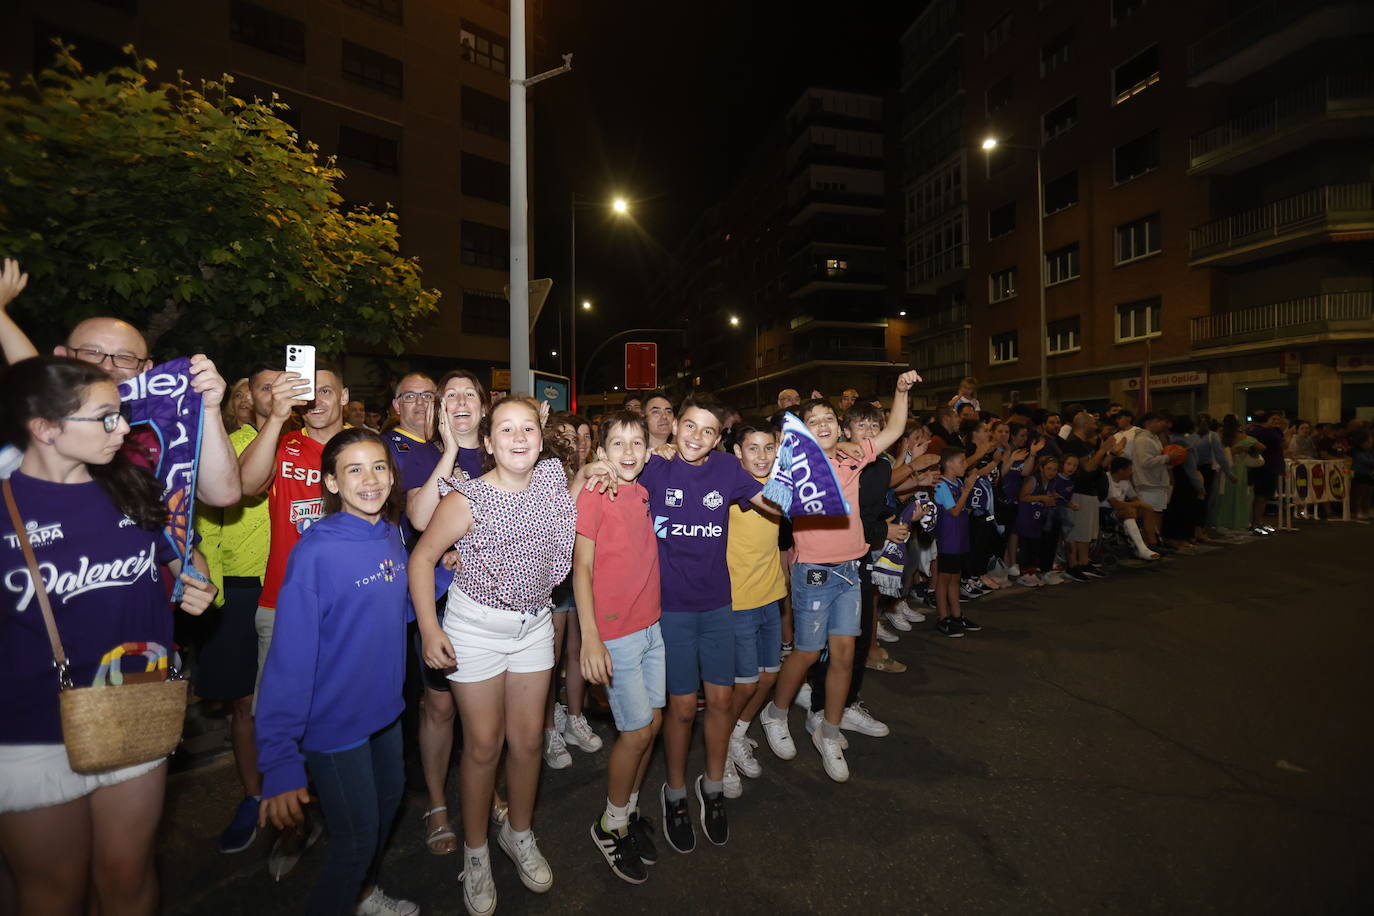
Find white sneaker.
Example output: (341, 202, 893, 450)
(876, 619, 899, 643)
(897, 600, 926, 623)
(542, 729, 572, 769)
(803, 709, 848, 749)
(721, 757, 742, 799)
(883, 610, 912, 632)
(497, 823, 553, 893)
(552, 701, 568, 735)
(760, 708, 796, 760)
(810, 725, 850, 783)
(1016, 574, 1042, 588)
(355, 886, 419, 916)
(563, 714, 604, 752)
(1042, 570, 1065, 586)
(841, 701, 889, 737)
(460, 850, 496, 916)
(793, 682, 812, 711)
(729, 734, 762, 778)
(1007, 563, 1021, 577)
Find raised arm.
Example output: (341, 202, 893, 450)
(873, 370, 923, 455)
(407, 404, 459, 531)
(0, 259, 38, 365)
(187, 354, 241, 507)
(238, 372, 308, 495)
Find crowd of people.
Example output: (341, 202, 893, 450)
(1, 255, 1369, 915)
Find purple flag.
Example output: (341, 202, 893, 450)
(761, 411, 850, 517)
(118, 358, 205, 600)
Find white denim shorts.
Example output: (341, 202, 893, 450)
(441, 588, 554, 684)
(0, 743, 166, 814)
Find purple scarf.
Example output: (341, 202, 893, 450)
(762, 412, 850, 517)
(118, 358, 205, 600)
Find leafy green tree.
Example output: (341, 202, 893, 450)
(0, 44, 439, 372)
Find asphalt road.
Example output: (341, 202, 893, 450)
(156, 522, 1374, 915)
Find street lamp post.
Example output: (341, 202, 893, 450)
(569, 193, 630, 410)
(729, 315, 760, 409)
(982, 136, 1049, 408)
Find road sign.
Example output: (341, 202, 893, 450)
(625, 342, 657, 391)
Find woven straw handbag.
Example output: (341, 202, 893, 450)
(4, 479, 186, 773)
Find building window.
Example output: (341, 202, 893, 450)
(911, 159, 962, 229)
(985, 13, 1013, 56)
(342, 41, 403, 97)
(1042, 97, 1078, 143)
(988, 201, 1016, 240)
(460, 21, 507, 74)
(1113, 45, 1159, 105)
(911, 212, 967, 287)
(342, 0, 402, 24)
(337, 126, 399, 174)
(1045, 243, 1081, 286)
(462, 290, 509, 337)
(824, 258, 848, 277)
(1044, 170, 1078, 215)
(230, 1, 305, 63)
(1111, 0, 1149, 26)
(989, 267, 1018, 303)
(1114, 130, 1159, 184)
(1047, 317, 1081, 354)
(986, 76, 1013, 114)
(461, 86, 509, 139)
(461, 221, 509, 270)
(461, 152, 508, 203)
(1041, 29, 1072, 76)
(990, 331, 1019, 364)
(1115, 213, 1161, 263)
(1116, 296, 1162, 342)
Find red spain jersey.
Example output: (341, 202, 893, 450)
(258, 430, 326, 610)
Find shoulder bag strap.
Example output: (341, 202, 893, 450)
(2, 478, 71, 682)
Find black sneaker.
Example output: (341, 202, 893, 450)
(1083, 564, 1107, 578)
(1065, 567, 1092, 583)
(590, 816, 648, 885)
(628, 810, 658, 865)
(922, 591, 938, 610)
(957, 615, 981, 632)
(660, 783, 695, 854)
(959, 581, 984, 600)
(694, 775, 728, 846)
(935, 616, 964, 638)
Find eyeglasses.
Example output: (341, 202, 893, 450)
(396, 392, 435, 403)
(69, 347, 147, 371)
(60, 412, 125, 433)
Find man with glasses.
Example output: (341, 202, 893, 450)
(0, 264, 241, 506)
(383, 373, 440, 531)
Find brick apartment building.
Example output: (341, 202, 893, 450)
(673, 88, 914, 414)
(2, 0, 540, 393)
(903, 0, 1374, 422)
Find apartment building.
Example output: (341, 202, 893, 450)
(4, 0, 538, 387)
(944, 0, 1373, 422)
(898, 0, 974, 409)
(676, 88, 912, 414)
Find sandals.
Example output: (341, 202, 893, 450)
(423, 806, 457, 856)
(864, 653, 908, 674)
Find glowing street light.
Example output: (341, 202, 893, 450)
(729, 315, 740, 326)
(613, 197, 629, 214)
(570, 193, 634, 407)
(981, 136, 998, 150)
(582, 300, 592, 310)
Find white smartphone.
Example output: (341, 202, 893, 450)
(284, 344, 316, 401)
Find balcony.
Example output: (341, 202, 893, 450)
(787, 189, 886, 225)
(1187, 182, 1374, 266)
(786, 144, 884, 180)
(786, 264, 887, 299)
(792, 345, 893, 364)
(1190, 291, 1374, 348)
(1188, 0, 1374, 86)
(1188, 74, 1374, 174)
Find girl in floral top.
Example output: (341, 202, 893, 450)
(409, 397, 612, 916)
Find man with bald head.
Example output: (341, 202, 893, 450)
(0, 293, 242, 505)
(777, 388, 801, 411)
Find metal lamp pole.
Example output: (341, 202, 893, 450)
(570, 190, 577, 407)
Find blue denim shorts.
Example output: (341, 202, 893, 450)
(790, 560, 861, 652)
(732, 602, 782, 683)
(602, 623, 666, 732)
(659, 605, 734, 696)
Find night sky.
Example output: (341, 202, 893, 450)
(529, 0, 921, 385)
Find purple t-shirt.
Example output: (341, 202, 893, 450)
(640, 451, 762, 613)
(383, 430, 444, 492)
(457, 447, 484, 482)
(1, 472, 178, 744)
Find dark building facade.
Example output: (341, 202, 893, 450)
(910, 0, 1374, 421)
(4, 0, 542, 394)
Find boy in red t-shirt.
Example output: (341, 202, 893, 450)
(575, 411, 663, 885)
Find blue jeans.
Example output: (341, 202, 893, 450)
(303, 718, 404, 915)
(732, 602, 782, 683)
(603, 623, 666, 731)
(790, 560, 862, 652)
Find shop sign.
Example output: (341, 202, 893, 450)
(1124, 370, 1208, 391)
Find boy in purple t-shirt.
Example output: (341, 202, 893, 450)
(639, 394, 776, 854)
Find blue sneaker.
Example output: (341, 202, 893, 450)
(219, 796, 260, 853)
